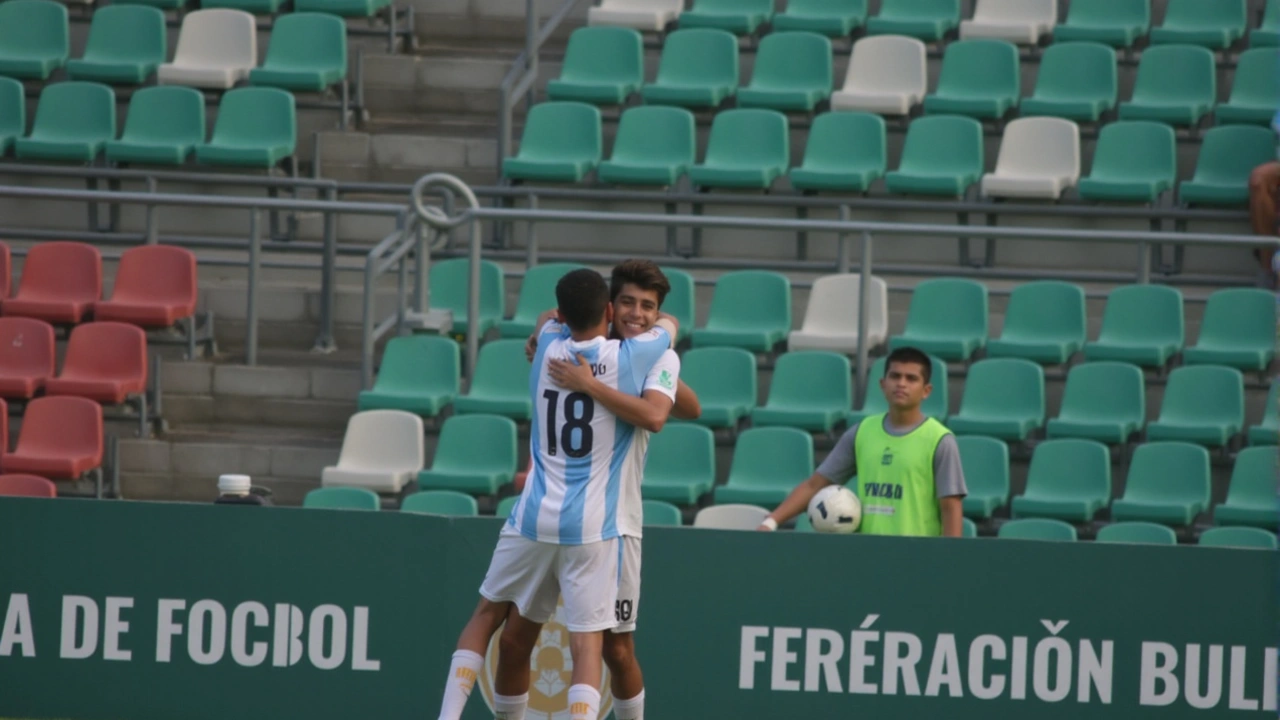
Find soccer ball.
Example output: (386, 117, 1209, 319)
(807, 485, 861, 534)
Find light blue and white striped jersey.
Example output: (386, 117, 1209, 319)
(508, 320, 680, 545)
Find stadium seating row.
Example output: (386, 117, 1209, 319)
(104, 0, 392, 18)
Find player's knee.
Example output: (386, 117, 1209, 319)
(602, 633, 635, 671)
(498, 625, 535, 664)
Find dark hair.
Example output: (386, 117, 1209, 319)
(883, 346, 932, 384)
(610, 259, 671, 307)
(556, 268, 611, 331)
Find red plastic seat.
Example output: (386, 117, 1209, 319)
(0, 241, 11, 300)
(0, 474, 56, 497)
(94, 245, 198, 328)
(1, 396, 103, 479)
(2, 241, 102, 324)
(0, 317, 55, 400)
(43, 322, 147, 404)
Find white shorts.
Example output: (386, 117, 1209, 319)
(479, 527, 620, 633)
(612, 535, 641, 634)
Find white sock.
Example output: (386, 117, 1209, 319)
(567, 684, 601, 720)
(438, 649, 484, 720)
(493, 691, 528, 720)
(612, 689, 644, 720)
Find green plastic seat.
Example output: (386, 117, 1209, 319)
(643, 499, 683, 526)
(985, 281, 1086, 365)
(1247, 382, 1280, 446)
(961, 517, 979, 537)
(1215, 48, 1280, 125)
(597, 106, 696, 186)
(1182, 288, 1277, 371)
(1117, 45, 1216, 127)
(887, 278, 988, 361)
(105, 87, 206, 166)
(417, 414, 518, 495)
(1251, 0, 1280, 47)
(736, 32, 833, 112)
(203, 0, 286, 14)
(715, 427, 814, 506)
(639, 29, 739, 109)
(956, 435, 1009, 520)
(997, 518, 1077, 541)
(0, 77, 25, 155)
(772, 0, 867, 36)
(660, 267, 695, 343)
(1214, 445, 1279, 528)
(690, 270, 791, 352)
(1010, 439, 1112, 522)
(788, 112, 887, 193)
(453, 339, 533, 421)
(357, 335, 460, 418)
(884, 115, 985, 197)
(14, 82, 116, 162)
(1198, 526, 1279, 549)
(1145, 366, 1244, 448)
(1046, 362, 1146, 444)
(498, 263, 589, 339)
(866, 0, 961, 41)
(0, 0, 69, 81)
(922, 39, 1020, 120)
(502, 101, 602, 183)
(428, 257, 505, 338)
(65, 5, 166, 85)
(677, 347, 757, 429)
(303, 486, 380, 510)
(1095, 522, 1178, 545)
(642, 423, 715, 504)
(401, 489, 479, 516)
(678, 0, 773, 35)
(294, 0, 392, 18)
(946, 358, 1045, 441)
(1149, 0, 1246, 50)
(194, 87, 296, 168)
(1180, 125, 1279, 206)
(688, 109, 790, 190)
(846, 354, 949, 425)
(1083, 285, 1184, 367)
(1076, 121, 1177, 203)
(1052, 0, 1150, 48)
(248, 13, 347, 91)
(495, 495, 519, 519)
(547, 27, 644, 105)
(751, 351, 851, 433)
(1019, 42, 1117, 122)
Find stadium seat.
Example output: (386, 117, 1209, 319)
(453, 339, 533, 421)
(830, 35, 927, 116)
(0, 0, 69, 81)
(1076, 121, 1177, 203)
(956, 434, 1009, 520)
(676, 347, 757, 429)
(93, 245, 199, 328)
(980, 117, 1080, 200)
(1111, 441, 1211, 526)
(43, 322, 148, 419)
(194, 87, 296, 168)
(985, 281, 1087, 365)
(787, 273, 888, 353)
(688, 109, 790, 190)
(113, 0, 189, 11)
(426, 257, 505, 337)
(643, 499, 683, 526)
(788, 112, 887, 193)
(1, 396, 103, 480)
(587, 0, 682, 31)
(691, 270, 791, 352)
(1247, 382, 1279, 446)
(884, 115, 985, 196)
(959, 0, 1057, 44)
(1010, 439, 1111, 522)
(157, 9, 257, 89)
(945, 358, 1045, 441)
(846, 354, 949, 425)
(0, 317, 54, 400)
(660, 267, 695, 343)
(1117, 45, 1216, 126)
(1251, 0, 1280, 47)
(751, 351, 852, 433)
(0, 78, 22, 155)
(495, 495, 519, 519)
(642, 424, 715, 504)
(639, 29, 739, 109)
(357, 335, 459, 418)
(546, 27, 644, 105)
(997, 518, 1077, 541)
(247, 13, 347, 92)
(293, 0, 392, 18)
(1212, 446, 1278, 528)
(417, 414, 518, 495)
(1052, 0, 1149, 48)
(678, 0, 773, 35)
(65, 5, 166, 85)
(1149, 0, 1246, 50)
(1198, 526, 1278, 549)
(303, 486, 381, 510)
(1179, 125, 1279, 205)
(693, 503, 770, 530)
(1045, 362, 1145, 444)
(1181, 289, 1276, 372)
(203, 0, 286, 14)
(1018, 42, 1118, 123)
(1082, 284, 1184, 367)
(1214, 48, 1280, 125)
(13, 82, 116, 163)
(887, 277, 988, 361)
(1145, 366, 1244, 448)
(502, 102, 602, 183)
(0, 474, 57, 498)
(3, 241, 101, 324)
(961, 517, 978, 537)
(1095, 522, 1178, 545)
(321, 410, 424, 493)
(771, 0, 867, 36)
(105, 87, 206, 166)
(736, 32, 833, 112)
(715, 427, 814, 506)
(922, 40, 1020, 120)
(400, 490, 479, 516)
(597, 106, 696, 187)
(866, 0, 961, 42)
(498, 263, 589, 339)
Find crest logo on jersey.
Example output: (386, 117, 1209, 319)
(658, 369, 674, 390)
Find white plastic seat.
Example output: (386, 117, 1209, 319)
(694, 504, 771, 530)
(981, 116, 1080, 200)
(157, 9, 257, 90)
(321, 410, 425, 493)
(587, 0, 683, 31)
(959, 0, 1057, 44)
(788, 274, 889, 354)
(830, 35, 927, 116)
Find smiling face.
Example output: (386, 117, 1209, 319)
(611, 282, 662, 339)
(880, 359, 932, 412)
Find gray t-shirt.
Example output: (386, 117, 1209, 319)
(816, 416, 968, 499)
